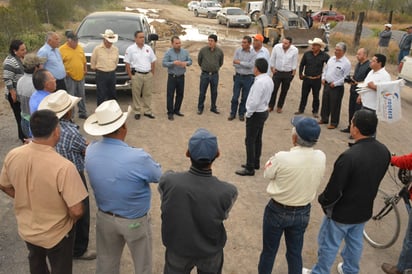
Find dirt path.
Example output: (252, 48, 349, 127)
(1, 1, 411, 273)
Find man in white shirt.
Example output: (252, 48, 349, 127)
(258, 116, 325, 274)
(319, 42, 351, 129)
(236, 58, 273, 176)
(357, 53, 391, 111)
(125, 31, 157, 120)
(269, 37, 298, 113)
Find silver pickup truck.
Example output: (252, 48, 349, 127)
(194, 1, 221, 18)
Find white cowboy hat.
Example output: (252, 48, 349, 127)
(84, 100, 131, 136)
(101, 29, 118, 43)
(308, 37, 326, 49)
(38, 89, 81, 119)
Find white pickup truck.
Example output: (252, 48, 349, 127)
(194, 1, 221, 18)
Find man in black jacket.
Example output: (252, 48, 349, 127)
(158, 128, 238, 274)
(310, 109, 391, 274)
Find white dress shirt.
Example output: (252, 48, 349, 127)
(269, 43, 298, 71)
(246, 73, 274, 118)
(322, 55, 351, 86)
(359, 67, 391, 110)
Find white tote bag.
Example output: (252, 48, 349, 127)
(376, 79, 403, 123)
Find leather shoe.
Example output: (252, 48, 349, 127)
(78, 114, 88, 119)
(168, 114, 174, 121)
(294, 111, 303, 115)
(134, 114, 141, 120)
(174, 111, 184, 117)
(210, 109, 220, 114)
(144, 113, 155, 119)
(381, 263, 401, 274)
(340, 127, 350, 133)
(228, 115, 235, 121)
(327, 124, 336, 129)
(313, 113, 319, 118)
(276, 107, 282, 113)
(241, 164, 259, 170)
(239, 116, 245, 121)
(74, 249, 96, 260)
(197, 109, 203, 115)
(235, 168, 255, 176)
(318, 120, 326, 124)
(268, 107, 274, 112)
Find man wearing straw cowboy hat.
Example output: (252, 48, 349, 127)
(295, 37, 329, 118)
(38, 90, 96, 260)
(90, 29, 119, 106)
(84, 100, 162, 274)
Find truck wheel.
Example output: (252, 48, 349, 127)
(194, 10, 199, 17)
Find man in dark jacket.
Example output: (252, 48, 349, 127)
(159, 128, 238, 274)
(310, 109, 391, 274)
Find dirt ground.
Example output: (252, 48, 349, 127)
(1, 1, 412, 273)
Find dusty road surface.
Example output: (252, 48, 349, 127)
(1, 1, 412, 273)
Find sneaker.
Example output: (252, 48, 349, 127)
(302, 267, 311, 274)
(74, 249, 96, 260)
(337, 262, 344, 274)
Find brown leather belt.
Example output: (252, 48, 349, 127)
(305, 75, 321, 79)
(271, 199, 309, 210)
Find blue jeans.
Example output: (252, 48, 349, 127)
(311, 217, 365, 274)
(398, 49, 411, 64)
(397, 208, 412, 271)
(230, 74, 254, 117)
(258, 199, 311, 274)
(167, 74, 185, 115)
(65, 76, 87, 116)
(198, 72, 219, 111)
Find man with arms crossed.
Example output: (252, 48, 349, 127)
(0, 109, 87, 274)
(258, 116, 325, 274)
(310, 109, 391, 274)
(84, 100, 162, 274)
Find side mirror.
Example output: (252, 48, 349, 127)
(148, 33, 159, 41)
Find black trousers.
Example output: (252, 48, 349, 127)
(25, 227, 75, 274)
(73, 171, 90, 257)
(166, 74, 185, 115)
(7, 92, 25, 141)
(320, 84, 344, 126)
(269, 71, 293, 109)
(298, 78, 322, 114)
(96, 70, 116, 106)
(347, 85, 362, 127)
(245, 111, 268, 171)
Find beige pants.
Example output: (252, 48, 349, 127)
(131, 72, 153, 115)
(96, 210, 152, 274)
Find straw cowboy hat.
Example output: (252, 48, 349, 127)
(38, 89, 81, 119)
(308, 37, 326, 50)
(84, 100, 131, 136)
(101, 29, 118, 43)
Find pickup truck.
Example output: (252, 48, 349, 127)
(194, 1, 221, 18)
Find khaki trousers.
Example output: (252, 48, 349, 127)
(131, 72, 153, 115)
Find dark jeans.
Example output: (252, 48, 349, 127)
(25, 227, 75, 274)
(164, 249, 223, 274)
(56, 78, 67, 91)
(245, 111, 268, 171)
(230, 74, 254, 117)
(258, 199, 311, 274)
(298, 78, 322, 114)
(269, 71, 293, 109)
(7, 92, 25, 141)
(320, 84, 344, 126)
(347, 85, 362, 127)
(96, 70, 116, 106)
(398, 49, 411, 64)
(167, 74, 185, 115)
(198, 72, 219, 112)
(73, 171, 90, 257)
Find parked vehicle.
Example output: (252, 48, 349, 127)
(76, 11, 158, 90)
(399, 55, 412, 84)
(217, 7, 251, 28)
(188, 1, 200, 11)
(311, 10, 345, 22)
(194, 1, 221, 18)
(245, 1, 262, 22)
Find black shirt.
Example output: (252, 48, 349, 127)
(299, 50, 330, 77)
(350, 60, 371, 92)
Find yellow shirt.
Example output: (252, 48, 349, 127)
(0, 142, 88, 248)
(59, 43, 87, 81)
(90, 43, 119, 72)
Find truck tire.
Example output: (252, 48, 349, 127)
(194, 10, 199, 17)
